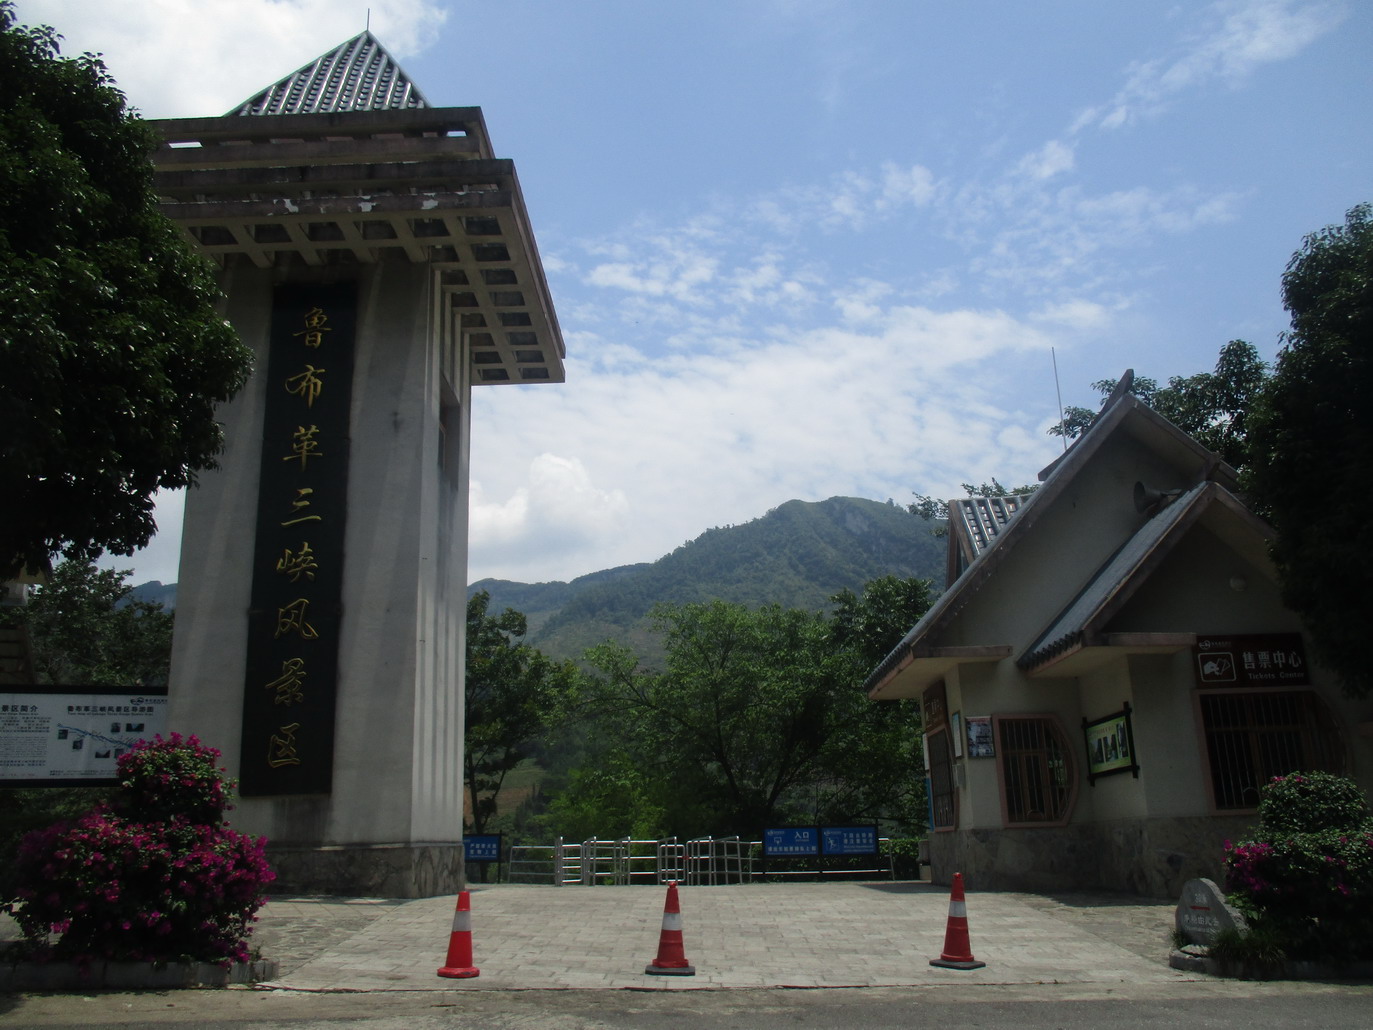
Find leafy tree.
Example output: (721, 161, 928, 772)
(0, 561, 172, 892)
(5, 560, 172, 686)
(819, 576, 932, 828)
(555, 578, 933, 840)
(464, 591, 572, 835)
(1049, 339, 1270, 470)
(0, 3, 252, 577)
(542, 751, 671, 843)
(828, 574, 935, 670)
(1246, 203, 1373, 698)
(571, 602, 837, 837)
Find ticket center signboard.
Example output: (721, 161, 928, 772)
(0, 686, 168, 786)
(1193, 633, 1308, 688)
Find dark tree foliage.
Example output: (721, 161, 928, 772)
(1246, 204, 1373, 698)
(6, 560, 172, 686)
(1049, 339, 1269, 471)
(464, 591, 572, 835)
(0, 3, 252, 576)
(829, 574, 935, 669)
(551, 577, 933, 840)
(0, 560, 173, 896)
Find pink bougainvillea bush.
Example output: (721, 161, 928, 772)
(9, 735, 274, 966)
(110, 731, 232, 827)
(1223, 772, 1373, 962)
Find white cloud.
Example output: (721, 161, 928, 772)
(1071, 0, 1346, 133)
(470, 455, 629, 580)
(467, 301, 1064, 583)
(1016, 140, 1076, 181)
(968, 184, 1244, 295)
(585, 250, 718, 303)
(16, 0, 447, 118)
(1030, 299, 1116, 332)
(879, 163, 940, 208)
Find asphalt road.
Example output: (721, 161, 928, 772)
(4, 981, 1372, 1029)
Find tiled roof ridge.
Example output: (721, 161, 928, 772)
(228, 31, 430, 117)
(952, 494, 1028, 557)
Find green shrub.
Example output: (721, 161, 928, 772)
(1207, 924, 1288, 978)
(1257, 771, 1370, 836)
(1224, 772, 1373, 962)
(880, 836, 926, 879)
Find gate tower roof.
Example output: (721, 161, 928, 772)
(229, 31, 430, 117)
(151, 32, 565, 387)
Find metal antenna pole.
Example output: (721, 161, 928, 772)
(1052, 347, 1067, 452)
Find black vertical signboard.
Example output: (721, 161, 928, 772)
(240, 283, 356, 796)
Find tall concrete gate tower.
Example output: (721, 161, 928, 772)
(152, 34, 565, 896)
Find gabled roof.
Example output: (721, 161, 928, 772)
(865, 386, 1247, 698)
(1017, 481, 1272, 673)
(228, 31, 429, 117)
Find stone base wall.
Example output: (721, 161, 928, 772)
(0, 958, 278, 992)
(266, 842, 464, 898)
(929, 815, 1255, 898)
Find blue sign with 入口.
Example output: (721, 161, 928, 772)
(464, 834, 501, 863)
(763, 826, 818, 856)
(822, 825, 878, 855)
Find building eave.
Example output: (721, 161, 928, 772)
(150, 107, 565, 387)
(867, 645, 1013, 700)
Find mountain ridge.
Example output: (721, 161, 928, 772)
(133, 496, 946, 663)
(469, 495, 944, 661)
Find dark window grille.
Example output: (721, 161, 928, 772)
(998, 717, 1072, 823)
(928, 728, 956, 830)
(1199, 690, 1343, 810)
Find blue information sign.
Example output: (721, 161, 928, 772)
(464, 834, 501, 863)
(822, 825, 878, 855)
(763, 826, 819, 856)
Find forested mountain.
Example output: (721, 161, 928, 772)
(132, 496, 946, 662)
(469, 496, 945, 662)
(127, 580, 177, 610)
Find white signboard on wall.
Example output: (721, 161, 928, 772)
(0, 688, 168, 785)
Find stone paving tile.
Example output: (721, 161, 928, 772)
(243, 904, 395, 977)
(2, 881, 1188, 993)
(248, 881, 1192, 993)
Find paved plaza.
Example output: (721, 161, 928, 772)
(245, 881, 1188, 991)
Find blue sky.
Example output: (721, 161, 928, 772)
(21, 0, 1372, 585)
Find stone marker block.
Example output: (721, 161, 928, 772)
(1175, 877, 1247, 945)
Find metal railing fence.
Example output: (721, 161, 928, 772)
(504, 836, 900, 885)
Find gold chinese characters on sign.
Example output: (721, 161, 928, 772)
(242, 292, 354, 794)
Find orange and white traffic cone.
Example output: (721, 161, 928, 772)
(644, 880, 695, 976)
(929, 872, 986, 970)
(436, 890, 480, 978)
